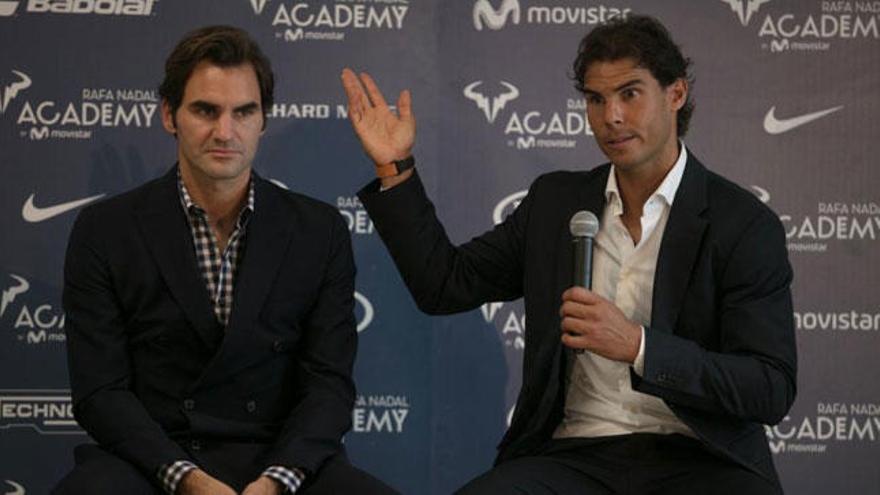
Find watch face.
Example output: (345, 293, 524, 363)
(394, 156, 415, 172)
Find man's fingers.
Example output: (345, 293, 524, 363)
(560, 315, 587, 335)
(397, 89, 414, 123)
(561, 286, 602, 304)
(559, 300, 598, 321)
(340, 68, 366, 104)
(341, 69, 369, 126)
(359, 72, 389, 108)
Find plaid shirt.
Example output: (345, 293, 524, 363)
(155, 172, 304, 494)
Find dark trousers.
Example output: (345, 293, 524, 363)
(52, 442, 399, 494)
(457, 434, 781, 495)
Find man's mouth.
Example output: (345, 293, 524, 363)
(604, 135, 636, 150)
(606, 135, 635, 146)
(207, 149, 242, 157)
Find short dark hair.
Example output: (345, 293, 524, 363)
(159, 25, 274, 129)
(572, 15, 694, 137)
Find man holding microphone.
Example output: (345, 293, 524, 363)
(343, 14, 796, 494)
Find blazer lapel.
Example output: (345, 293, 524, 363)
(223, 176, 296, 342)
(192, 176, 297, 387)
(651, 155, 709, 333)
(134, 166, 222, 350)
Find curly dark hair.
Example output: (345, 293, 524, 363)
(159, 25, 274, 129)
(572, 15, 694, 137)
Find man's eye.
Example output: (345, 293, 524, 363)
(586, 96, 602, 105)
(622, 89, 638, 99)
(195, 107, 216, 117)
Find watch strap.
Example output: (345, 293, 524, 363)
(376, 156, 415, 178)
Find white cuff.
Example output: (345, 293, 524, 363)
(633, 326, 646, 376)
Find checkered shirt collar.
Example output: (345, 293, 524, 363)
(177, 169, 256, 222)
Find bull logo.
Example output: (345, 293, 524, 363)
(463, 81, 519, 124)
(720, 0, 771, 26)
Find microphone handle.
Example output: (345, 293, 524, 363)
(572, 236, 593, 289)
(571, 236, 593, 355)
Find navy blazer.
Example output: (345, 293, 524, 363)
(359, 153, 796, 485)
(63, 166, 357, 479)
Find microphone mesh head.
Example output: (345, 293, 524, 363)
(569, 210, 599, 237)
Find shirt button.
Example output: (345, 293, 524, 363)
(183, 399, 195, 411)
(190, 440, 201, 451)
(246, 400, 257, 413)
(273, 341, 285, 352)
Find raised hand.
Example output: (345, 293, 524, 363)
(341, 68, 415, 169)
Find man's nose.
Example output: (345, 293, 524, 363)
(213, 113, 234, 141)
(604, 99, 623, 126)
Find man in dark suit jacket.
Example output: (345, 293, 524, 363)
(342, 15, 796, 494)
(55, 26, 396, 495)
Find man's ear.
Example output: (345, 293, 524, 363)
(161, 100, 177, 135)
(667, 78, 688, 112)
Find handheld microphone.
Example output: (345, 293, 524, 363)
(569, 211, 599, 354)
(570, 210, 599, 289)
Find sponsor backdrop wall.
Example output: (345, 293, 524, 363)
(1, 0, 878, 493)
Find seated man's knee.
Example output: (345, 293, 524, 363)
(53, 445, 159, 495)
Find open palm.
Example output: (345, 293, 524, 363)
(341, 68, 415, 166)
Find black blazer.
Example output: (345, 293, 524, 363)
(63, 166, 357, 479)
(359, 153, 796, 485)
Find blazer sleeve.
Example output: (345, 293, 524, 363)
(262, 212, 358, 474)
(63, 208, 191, 477)
(358, 170, 531, 314)
(633, 207, 797, 425)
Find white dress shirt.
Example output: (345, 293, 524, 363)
(554, 144, 696, 439)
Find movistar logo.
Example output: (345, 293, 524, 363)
(473, 0, 520, 30)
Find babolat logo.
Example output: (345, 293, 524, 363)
(2, 0, 157, 16)
(13, 83, 158, 141)
(352, 394, 409, 434)
(259, 0, 409, 43)
(766, 401, 880, 454)
(1, 273, 65, 345)
(337, 196, 374, 235)
(723, 0, 880, 54)
(354, 291, 374, 333)
(0, 2, 21, 16)
(0, 389, 83, 435)
(472, 0, 629, 31)
(463, 80, 593, 151)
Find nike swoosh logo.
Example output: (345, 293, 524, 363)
(763, 105, 843, 135)
(22, 193, 105, 223)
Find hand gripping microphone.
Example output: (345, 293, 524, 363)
(569, 211, 599, 354)
(570, 210, 599, 289)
